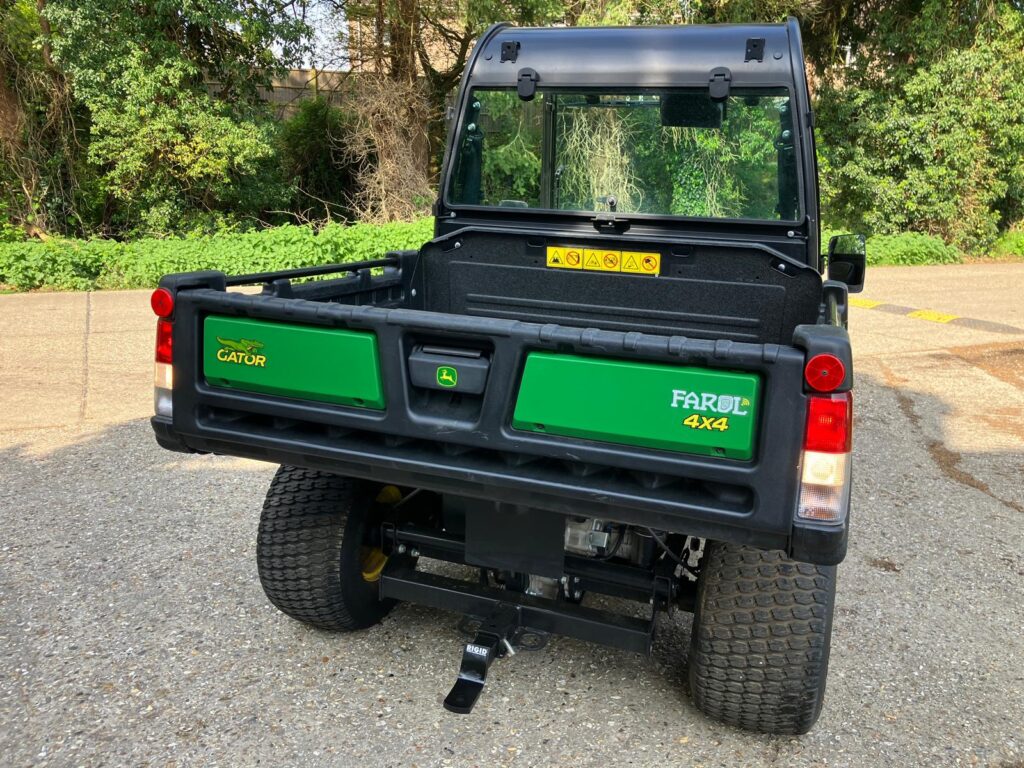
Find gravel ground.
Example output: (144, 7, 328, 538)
(1, 270, 1023, 767)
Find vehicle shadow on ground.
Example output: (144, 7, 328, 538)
(1, 368, 1022, 768)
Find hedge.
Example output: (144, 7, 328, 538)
(865, 232, 961, 266)
(0, 219, 975, 292)
(819, 229, 961, 267)
(0, 218, 435, 291)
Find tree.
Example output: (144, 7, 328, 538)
(40, 0, 313, 234)
(815, 3, 1024, 250)
(278, 96, 360, 222)
(322, 0, 563, 165)
(0, 0, 88, 238)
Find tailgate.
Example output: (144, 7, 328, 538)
(201, 318, 761, 462)
(160, 283, 812, 551)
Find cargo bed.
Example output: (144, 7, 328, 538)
(153, 236, 848, 564)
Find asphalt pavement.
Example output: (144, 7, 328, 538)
(1, 264, 1022, 767)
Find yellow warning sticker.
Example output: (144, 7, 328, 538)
(546, 246, 583, 269)
(621, 251, 661, 275)
(584, 248, 621, 272)
(545, 245, 662, 276)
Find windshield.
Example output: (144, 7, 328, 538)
(447, 88, 800, 221)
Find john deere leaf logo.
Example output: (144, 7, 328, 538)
(436, 366, 458, 388)
(216, 337, 267, 367)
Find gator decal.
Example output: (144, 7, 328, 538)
(215, 337, 266, 367)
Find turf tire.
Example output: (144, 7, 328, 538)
(256, 466, 396, 631)
(688, 542, 837, 734)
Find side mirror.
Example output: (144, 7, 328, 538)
(827, 234, 866, 293)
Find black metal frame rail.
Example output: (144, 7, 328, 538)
(380, 564, 655, 655)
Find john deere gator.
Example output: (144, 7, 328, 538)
(150, 19, 866, 734)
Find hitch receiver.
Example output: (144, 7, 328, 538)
(443, 604, 520, 714)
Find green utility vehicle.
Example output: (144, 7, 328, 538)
(151, 19, 865, 734)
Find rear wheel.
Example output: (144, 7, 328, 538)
(256, 466, 402, 631)
(688, 542, 837, 734)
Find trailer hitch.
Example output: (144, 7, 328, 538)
(443, 603, 521, 714)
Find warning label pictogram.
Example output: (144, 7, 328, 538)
(546, 246, 583, 270)
(583, 248, 621, 272)
(621, 250, 661, 275)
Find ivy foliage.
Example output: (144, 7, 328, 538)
(992, 228, 1024, 259)
(865, 232, 961, 266)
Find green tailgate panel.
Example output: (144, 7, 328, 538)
(203, 316, 384, 409)
(513, 353, 760, 459)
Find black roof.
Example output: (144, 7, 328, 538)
(467, 21, 802, 90)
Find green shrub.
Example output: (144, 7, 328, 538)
(278, 97, 359, 221)
(0, 201, 24, 242)
(0, 218, 434, 291)
(991, 229, 1024, 259)
(866, 232, 961, 266)
(0, 220, 23, 244)
(824, 228, 961, 266)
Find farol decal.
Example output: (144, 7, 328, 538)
(670, 389, 750, 415)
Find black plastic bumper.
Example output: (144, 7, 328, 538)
(152, 408, 848, 568)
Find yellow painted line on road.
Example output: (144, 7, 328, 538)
(907, 308, 959, 324)
(848, 297, 883, 309)
(846, 296, 1022, 333)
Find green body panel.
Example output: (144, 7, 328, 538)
(203, 316, 384, 409)
(512, 353, 760, 459)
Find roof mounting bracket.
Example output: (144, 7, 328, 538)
(501, 40, 520, 63)
(708, 67, 732, 101)
(745, 37, 765, 62)
(517, 67, 539, 101)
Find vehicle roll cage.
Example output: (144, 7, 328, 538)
(435, 19, 820, 263)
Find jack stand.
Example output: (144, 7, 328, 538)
(443, 604, 520, 714)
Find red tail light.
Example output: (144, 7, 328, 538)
(804, 392, 852, 453)
(804, 353, 845, 392)
(155, 319, 173, 364)
(151, 287, 175, 318)
(797, 392, 853, 523)
(153, 302, 174, 417)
